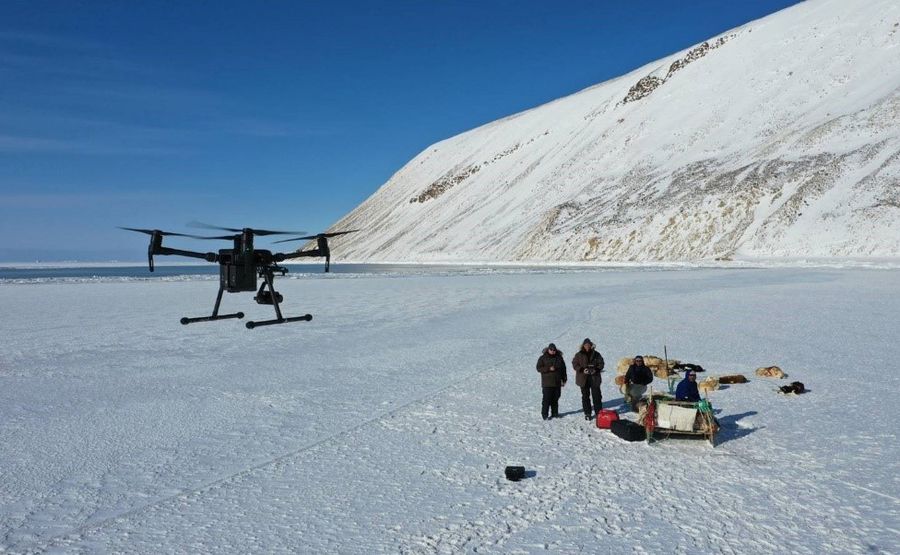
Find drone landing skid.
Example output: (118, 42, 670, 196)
(180, 286, 245, 326)
(181, 313, 244, 325)
(245, 314, 313, 329)
(243, 268, 312, 329)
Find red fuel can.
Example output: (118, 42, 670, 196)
(596, 409, 620, 429)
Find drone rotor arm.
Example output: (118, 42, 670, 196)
(275, 249, 323, 261)
(121, 226, 232, 270)
(153, 245, 219, 263)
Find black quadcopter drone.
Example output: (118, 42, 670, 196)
(121, 223, 357, 329)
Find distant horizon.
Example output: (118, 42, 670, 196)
(1, 0, 805, 262)
(4, 257, 900, 271)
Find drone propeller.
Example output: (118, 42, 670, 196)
(272, 230, 359, 244)
(187, 221, 308, 236)
(185, 234, 244, 240)
(119, 227, 209, 238)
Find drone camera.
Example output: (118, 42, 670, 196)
(255, 290, 283, 305)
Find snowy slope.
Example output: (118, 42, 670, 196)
(329, 0, 900, 263)
(1, 269, 899, 553)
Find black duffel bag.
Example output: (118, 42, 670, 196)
(610, 419, 646, 442)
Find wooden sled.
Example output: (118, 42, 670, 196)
(643, 388, 718, 447)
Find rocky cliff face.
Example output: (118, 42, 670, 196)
(329, 0, 900, 263)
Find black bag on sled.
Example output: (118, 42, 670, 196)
(610, 419, 646, 442)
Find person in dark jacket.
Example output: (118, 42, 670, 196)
(536, 343, 567, 420)
(675, 369, 701, 402)
(623, 355, 654, 412)
(572, 338, 604, 421)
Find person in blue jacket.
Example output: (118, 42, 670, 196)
(675, 369, 701, 402)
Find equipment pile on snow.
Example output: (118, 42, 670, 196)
(597, 355, 803, 447)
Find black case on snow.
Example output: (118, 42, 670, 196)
(610, 419, 646, 442)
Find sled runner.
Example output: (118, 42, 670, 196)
(643, 388, 718, 447)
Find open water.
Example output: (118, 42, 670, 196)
(0, 263, 629, 283)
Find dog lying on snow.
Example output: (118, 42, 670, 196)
(719, 374, 748, 384)
(698, 376, 719, 392)
(778, 381, 806, 395)
(756, 366, 786, 379)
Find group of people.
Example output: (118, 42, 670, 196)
(535, 338, 604, 421)
(535, 339, 702, 420)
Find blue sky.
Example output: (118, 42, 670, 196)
(0, 0, 802, 262)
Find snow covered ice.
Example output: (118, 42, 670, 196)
(1, 268, 898, 553)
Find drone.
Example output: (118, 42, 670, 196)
(121, 223, 357, 329)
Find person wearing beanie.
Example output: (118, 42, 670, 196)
(572, 338, 605, 421)
(624, 355, 654, 412)
(536, 343, 567, 420)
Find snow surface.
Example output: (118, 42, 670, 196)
(1, 269, 898, 553)
(329, 0, 900, 262)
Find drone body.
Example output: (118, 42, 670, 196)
(122, 224, 357, 329)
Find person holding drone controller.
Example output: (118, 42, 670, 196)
(572, 338, 605, 421)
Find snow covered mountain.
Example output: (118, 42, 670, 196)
(330, 0, 900, 263)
